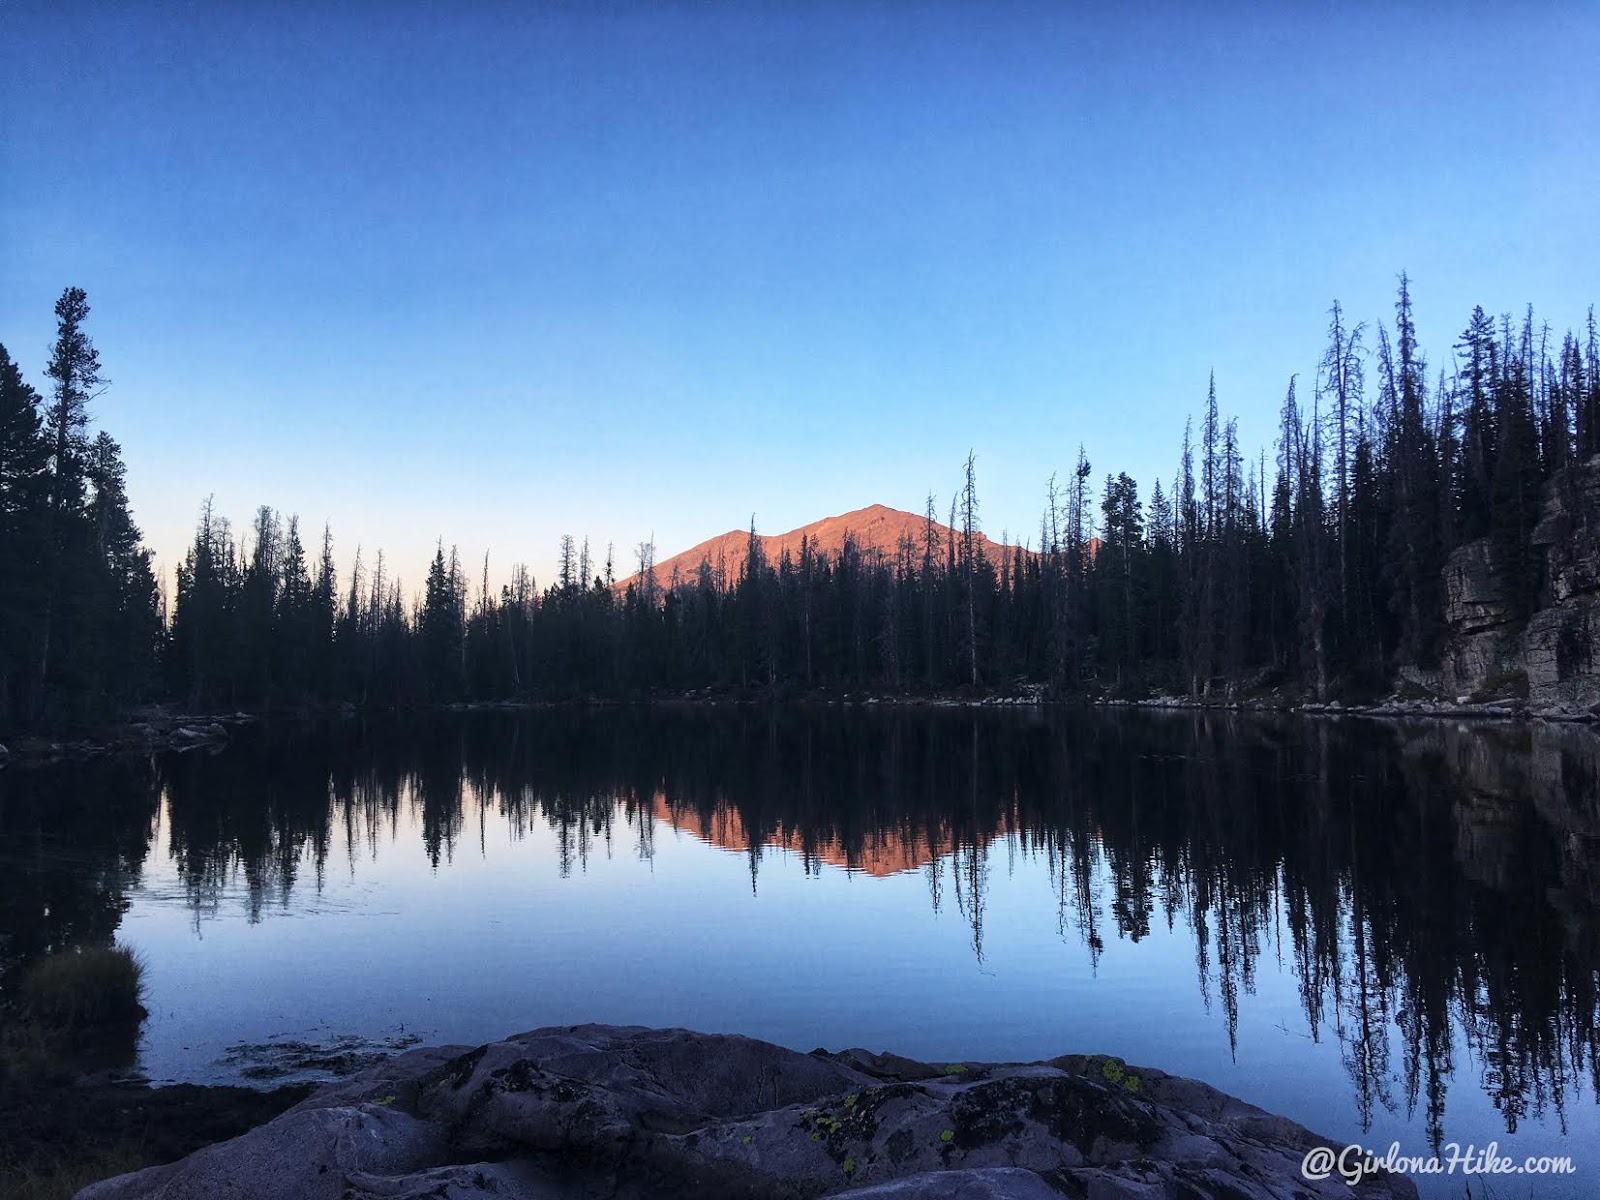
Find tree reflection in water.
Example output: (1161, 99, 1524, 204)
(3, 709, 1597, 1151)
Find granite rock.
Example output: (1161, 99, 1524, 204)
(75, 1025, 1417, 1200)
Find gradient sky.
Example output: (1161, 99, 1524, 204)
(3, 2, 1597, 597)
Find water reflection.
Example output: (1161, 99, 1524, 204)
(0, 756, 156, 979)
(2, 709, 1597, 1155)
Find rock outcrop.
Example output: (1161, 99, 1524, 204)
(1441, 538, 1523, 700)
(0, 713, 249, 768)
(1526, 456, 1600, 708)
(1442, 453, 1600, 711)
(76, 1024, 1415, 1200)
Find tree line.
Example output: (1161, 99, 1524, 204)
(2, 277, 1597, 727)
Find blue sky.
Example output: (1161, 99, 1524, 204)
(3, 2, 1596, 595)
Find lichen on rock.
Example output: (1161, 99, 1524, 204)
(73, 1024, 1417, 1200)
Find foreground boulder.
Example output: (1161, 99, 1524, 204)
(77, 1024, 1415, 1200)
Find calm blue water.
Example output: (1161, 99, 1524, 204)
(4, 708, 1596, 1197)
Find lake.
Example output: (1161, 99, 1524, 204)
(3, 707, 1597, 1198)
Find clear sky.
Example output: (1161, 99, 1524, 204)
(3, 2, 1596, 597)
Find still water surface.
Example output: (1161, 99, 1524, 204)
(3, 708, 1597, 1197)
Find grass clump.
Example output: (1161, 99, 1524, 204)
(18, 944, 147, 1029)
(0, 1142, 149, 1200)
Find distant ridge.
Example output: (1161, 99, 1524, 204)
(619, 503, 1024, 592)
(649, 793, 991, 877)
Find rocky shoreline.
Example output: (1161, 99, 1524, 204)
(3, 689, 1594, 770)
(76, 1024, 1416, 1200)
(1094, 693, 1597, 723)
(0, 710, 255, 769)
(0, 1070, 311, 1200)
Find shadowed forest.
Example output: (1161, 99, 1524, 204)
(3, 278, 1599, 729)
(3, 708, 1597, 1151)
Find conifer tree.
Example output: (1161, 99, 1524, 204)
(0, 345, 50, 725)
(1491, 323, 1544, 622)
(34, 288, 104, 718)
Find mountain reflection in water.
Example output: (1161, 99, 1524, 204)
(2, 708, 1597, 1181)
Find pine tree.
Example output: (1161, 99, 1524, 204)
(43, 288, 100, 521)
(420, 542, 464, 700)
(1583, 308, 1600, 457)
(82, 432, 159, 707)
(960, 452, 980, 688)
(277, 516, 313, 697)
(1381, 275, 1444, 667)
(0, 346, 51, 726)
(34, 288, 104, 719)
(1094, 472, 1143, 687)
(1320, 302, 1364, 617)
(1177, 419, 1204, 693)
(1490, 318, 1544, 622)
(1145, 477, 1177, 670)
(313, 523, 338, 696)
(1454, 306, 1499, 539)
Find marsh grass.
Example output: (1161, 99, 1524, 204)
(17, 944, 147, 1029)
(0, 943, 308, 1200)
(0, 1144, 149, 1200)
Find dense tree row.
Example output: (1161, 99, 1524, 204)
(0, 290, 160, 729)
(3, 278, 1597, 726)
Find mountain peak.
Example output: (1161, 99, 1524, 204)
(620, 504, 1022, 591)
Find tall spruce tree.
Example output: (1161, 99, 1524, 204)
(0, 346, 51, 726)
(34, 288, 104, 719)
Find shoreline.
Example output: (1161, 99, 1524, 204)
(0, 1070, 310, 1200)
(2, 690, 1594, 770)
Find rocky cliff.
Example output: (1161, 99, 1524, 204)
(76, 1025, 1415, 1200)
(1443, 453, 1600, 712)
(1525, 455, 1600, 706)
(1440, 538, 1523, 700)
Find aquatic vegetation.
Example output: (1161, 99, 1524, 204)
(18, 945, 146, 1029)
(223, 1032, 423, 1081)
